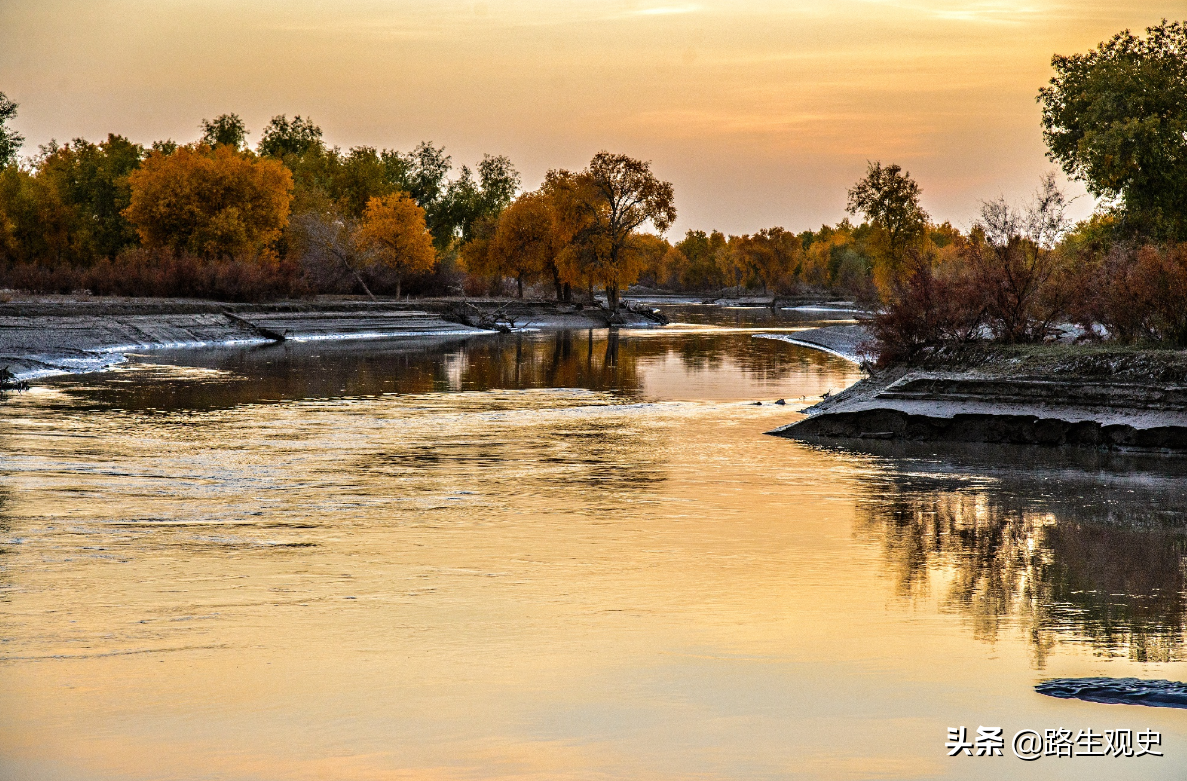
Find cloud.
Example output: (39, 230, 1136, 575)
(631, 4, 701, 15)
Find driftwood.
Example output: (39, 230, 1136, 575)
(0, 366, 29, 392)
(223, 312, 287, 342)
(625, 301, 670, 325)
(444, 300, 519, 333)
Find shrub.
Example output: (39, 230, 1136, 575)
(1079, 242, 1187, 346)
(965, 236, 1073, 343)
(0, 249, 306, 301)
(871, 249, 985, 365)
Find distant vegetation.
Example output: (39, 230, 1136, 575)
(0, 20, 1182, 346)
(871, 19, 1187, 361)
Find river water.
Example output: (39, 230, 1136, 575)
(1, 306, 1185, 780)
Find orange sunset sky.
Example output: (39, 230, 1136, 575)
(1, 1, 1181, 235)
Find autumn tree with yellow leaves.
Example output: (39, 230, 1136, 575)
(464, 191, 564, 298)
(550, 152, 676, 311)
(354, 192, 436, 298)
(125, 144, 293, 259)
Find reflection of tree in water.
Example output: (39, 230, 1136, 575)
(0, 487, 10, 603)
(855, 452, 1187, 667)
(55, 327, 851, 412)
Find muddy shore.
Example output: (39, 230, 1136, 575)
(0, 296, 665, 380)
(770, 335, 1187, 454)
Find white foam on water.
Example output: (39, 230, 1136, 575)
(9, 329, 493, 381)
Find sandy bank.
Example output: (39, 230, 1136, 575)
(754, 324, 869, 364)
(0, 296, 664, 380)
(769, 341, 1187, 453)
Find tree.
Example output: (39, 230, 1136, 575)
(319, 146, 405, 218)
(441, 153, 522, 246)
(125, 144, 293, 258)
(289, 206, 376, 299)
(0, 164, 72, 264)
(355, 192, 436, 298)
(487, 192, 561, 298)
(401, 141, 452, 207)
(200, 114, 248, 150)
(0, 92, 23, 167)
(257, 115, 323, 159)
(972, 176, 1073, 343)
(477, 154, 520, 215)
(631, 232, 671, 289)
(1038, 20, 1187, 240)
(674, 229, 727, 290)
(734, 227, 803, 294)
(846, 161, 929, 273)
(552, 152, 676, 310)
(35, 134, 145, 261)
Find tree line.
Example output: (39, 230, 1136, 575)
(0, 19, 1183, 346)
(862, 19, 1187, 359)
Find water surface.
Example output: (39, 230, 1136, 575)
(1, 310, 1185, 780)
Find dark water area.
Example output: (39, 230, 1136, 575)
(2, 304, 1186, 779)
(1037, 678, 1187, 709)
(843, 440, 1187, 668)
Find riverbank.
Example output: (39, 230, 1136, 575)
(754, 324, 869, 363)
(770, 336, 1187, 453)
(0, 296, 665, 380)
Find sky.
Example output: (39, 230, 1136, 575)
(0, 1, 1180, 236)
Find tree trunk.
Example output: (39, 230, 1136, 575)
(517, 274, 524, 298)
(563, 282, 572, 303)
(341, 257, 376, 301)
(553, 269, 563, 302)
(604, 328, 619, 366)
(396, 276, 402, 300)
(606, 284, 619, 312)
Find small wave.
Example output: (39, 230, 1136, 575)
(285, 329, 489, 343)
(1036, 677, 1187, 709)
(782, 306, 866, 314)
(0, 644, 228, 662)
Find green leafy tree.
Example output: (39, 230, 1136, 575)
(200, 113, 248, 150)
(0, 92, 23, 167)
(36, 134, 145, 260)
(401, 141, 451, 207)
(1038, 19, 1187, 240)
(257, 115, 324, 159)
(151, 139, 178, 155)
(321, 146, 403, 218)
(441, 153, 521, 246)
(845, 161, 929, 265)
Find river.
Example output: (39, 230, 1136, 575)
(1, 305, 1184, 780)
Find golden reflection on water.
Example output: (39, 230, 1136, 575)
(1, 328, 1186, 780)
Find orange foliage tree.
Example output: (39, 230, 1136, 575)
(485, 192, 564, 298)
(125, 144, 293, 259)
(354, 192, 436, 298)
(550, 153, 676, 310)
